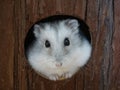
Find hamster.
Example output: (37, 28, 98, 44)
(24, 15, 92, 81)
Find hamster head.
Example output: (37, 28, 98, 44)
(28, 19, 92, 81)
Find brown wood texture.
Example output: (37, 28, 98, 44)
(0, 0, 120, 90)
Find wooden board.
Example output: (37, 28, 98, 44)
(0, 0, 120, 90)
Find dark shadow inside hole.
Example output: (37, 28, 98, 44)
(24, 15, 91, 59)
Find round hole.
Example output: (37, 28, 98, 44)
(24, 15, 92, 81)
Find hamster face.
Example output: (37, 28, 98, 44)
(27, 19, 92, 81)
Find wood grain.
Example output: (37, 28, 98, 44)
(110, 0, 120, 90)
(0, 0, 120, 90)
(0, 0, 14, 90)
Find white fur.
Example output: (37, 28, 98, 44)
(28, 20, 92, 81)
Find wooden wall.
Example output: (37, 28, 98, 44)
(0, 0, 120, 90)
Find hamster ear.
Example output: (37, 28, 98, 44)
(33, 24, 41, 37)
(65, 19, 79, 30)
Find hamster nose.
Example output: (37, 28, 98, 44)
(56, 62, 62, 67)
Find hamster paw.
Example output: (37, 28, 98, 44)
(49, 74, 59, 81)
(63, 72, 72, 79)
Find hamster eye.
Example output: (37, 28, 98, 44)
(64, 38, 70, 46)
(45, 40, 50, 48)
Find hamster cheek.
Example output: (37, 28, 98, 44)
(29, 55, 56, 71)
(69, 49, 90, 68)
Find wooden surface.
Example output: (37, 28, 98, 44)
(0, 0, 120, 90)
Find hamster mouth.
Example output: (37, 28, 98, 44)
(55, 62, 62, 67)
